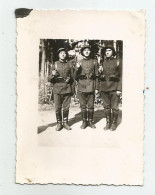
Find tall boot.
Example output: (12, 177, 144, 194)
(88, 109, 96, 129)
(110, 109, 118, 131)
(80, 110, 87, 129)
(63, 110, 72, 130)
(104, 109, 111, 130)
(56, 111, 63, 131)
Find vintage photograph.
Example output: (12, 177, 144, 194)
(16, 10, 144, 184)
(38, 39, 123, 145)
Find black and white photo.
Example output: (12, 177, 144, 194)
(16, 10, 144, 185)
(38, 39, 123, 136)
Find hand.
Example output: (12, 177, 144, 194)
(98, 66, 103, 73)
(66, 77, 70, 83)
(76, 62, 81, 69)
(116, 91, 122, 96)
(52, 70, 57, 76)
(95, 89, 99, 95)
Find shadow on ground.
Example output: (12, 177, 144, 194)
(38, 109, 122, 134)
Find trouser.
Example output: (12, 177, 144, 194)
(78, 91, 95, 121)
(54, 93, 71, 112)
(54, 93, 71, 123)
(100, 91, 119, 111)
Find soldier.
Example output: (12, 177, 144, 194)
(99, 46, 122, 131)
(74, 45, 99, 129)
(48, 48, 74, 131)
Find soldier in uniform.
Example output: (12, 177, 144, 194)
(74, 45, 99, 129)
(98, 46, 122, 131)
(48, 48, 74, 131)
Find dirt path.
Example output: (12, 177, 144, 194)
(38, 105, 122, 148)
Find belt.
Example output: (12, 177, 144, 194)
(55, 77, 66, 83)
(99, 76, 119, 82)
(78, 75, 95, 80)
(78, 75, 87, 80)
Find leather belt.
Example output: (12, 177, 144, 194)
(55, 77, 66, 83)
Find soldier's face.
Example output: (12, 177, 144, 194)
(83, 48, 91, 57)
(59, 51, 67, 60)
(105, 49, 113, 58)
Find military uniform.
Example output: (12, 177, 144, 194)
(48, 59, 74, 130)
(99, 57, 122, 130)
(75, 57, 99, 128)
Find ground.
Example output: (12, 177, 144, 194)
(38, 102, 122, 147)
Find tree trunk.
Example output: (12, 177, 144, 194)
(40, 39, 45, 79)
(39, 39, 46, 103)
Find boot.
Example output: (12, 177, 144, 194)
(104, 109, 111, 130)
(88, 109, 96, 129)
(56, 111, 63, 131)
(63, 110, 72, 130)
(110, 110, 118, 131)
(80, 110, 87, 129)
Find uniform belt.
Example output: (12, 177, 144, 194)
(78, 75, 87, 80)
(99, 76, 119, 82)
(55, 77, 66, 83)
(78, 75, 95, 80)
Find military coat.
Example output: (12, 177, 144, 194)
(48, 60, 74, 94)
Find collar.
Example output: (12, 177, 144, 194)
(105, 56, 114, 61)
(82, 56, 91, 60)
(59, 59, 67, 63)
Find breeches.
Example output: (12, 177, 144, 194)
(101, 91, 119, 110)
(54, 93, 71, 112)
(78, 91, 94, 111)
